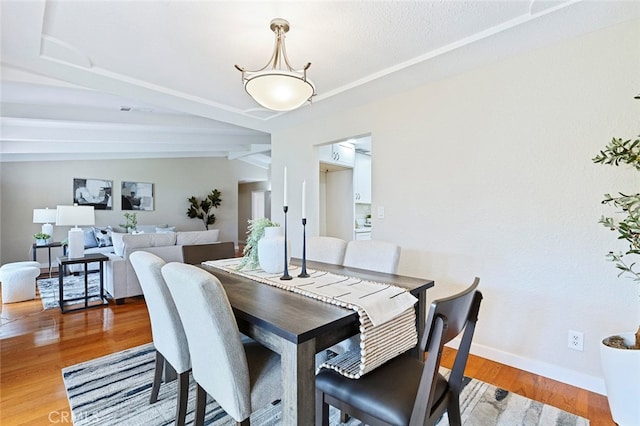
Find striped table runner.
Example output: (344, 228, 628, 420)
(203, 258, 418, 378)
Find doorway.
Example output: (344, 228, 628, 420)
(317, 135, 371, 241)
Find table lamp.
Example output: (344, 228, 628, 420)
(33, 208, 57, 239)
(56, 205, 95, 258)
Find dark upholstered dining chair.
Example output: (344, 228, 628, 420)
(315, 277, 483, 426)
(161, 262, 281, 426)
(129, 251, 191, 426)
(181, 241, 236, 265)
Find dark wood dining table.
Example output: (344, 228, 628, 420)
(201, 258, 434, 426)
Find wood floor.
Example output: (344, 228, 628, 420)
(1, 280, 615, 425)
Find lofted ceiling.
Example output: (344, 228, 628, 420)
(1, 0, 638, 166)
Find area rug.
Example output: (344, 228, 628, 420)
(37, 273, 108, 310)
(62, 343, 589, 425)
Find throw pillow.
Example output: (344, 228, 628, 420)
(155, 226, 176, 233)
(83, 228, 99, 248)
(93, 226, 113, 247)
(111, 232, 125, 256)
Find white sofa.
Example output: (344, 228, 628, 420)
(104, 229, 220, 304)
(66, 224, 178, 272)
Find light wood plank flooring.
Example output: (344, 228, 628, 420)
(1, 280, 615, 425)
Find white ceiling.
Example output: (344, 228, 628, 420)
(1, 0, 638, 166)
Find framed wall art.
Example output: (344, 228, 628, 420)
(122, 181, 154, 211)
(73, 178, 113, 210)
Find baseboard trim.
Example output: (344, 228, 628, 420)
(447, 339, 607, 395)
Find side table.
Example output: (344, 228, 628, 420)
(57, 253, 109, 313)
(32, 241, 64, 277)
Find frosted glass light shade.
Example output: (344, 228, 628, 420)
(245, 71, 315, 111)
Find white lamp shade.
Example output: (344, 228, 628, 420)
(33, 208, 57, 224)
(245, 71, 314, 111)
(55, 205, 95, 227)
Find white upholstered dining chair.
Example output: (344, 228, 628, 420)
(129, 251, 191, 426)
(342, 239, 401, 274)
(307, 236, 348, 265)
(161, 262, 282, 426)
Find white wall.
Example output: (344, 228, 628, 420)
(270, 20, 640, 393)
(0, 157, 267, 264)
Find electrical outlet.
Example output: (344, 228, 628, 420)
(568, 330, 584, 351)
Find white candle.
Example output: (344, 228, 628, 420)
(301, 180, 306, 219)
(283, 166, 288, 206)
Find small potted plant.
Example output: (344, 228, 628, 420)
(237, 218, 279, 270)
(33, 232, 51, 246)
(593, 131, 640, 424)
(119, 212, 138, 233)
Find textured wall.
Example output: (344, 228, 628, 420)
(269, 20, 640, 393)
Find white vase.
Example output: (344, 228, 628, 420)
(600, 332, 640, 425)
(258, 226, 290, 273)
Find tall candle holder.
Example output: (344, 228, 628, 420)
(280, 206, 292, 280)
(298, 218, 310, 278)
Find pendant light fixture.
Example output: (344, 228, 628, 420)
(235, 18, 315, 112)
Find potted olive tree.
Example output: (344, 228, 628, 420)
(593, 134, 640, 425)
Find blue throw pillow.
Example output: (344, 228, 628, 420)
(84, 228, 99, 248)
(93, 226, 113, 247)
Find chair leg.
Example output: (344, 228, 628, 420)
(150, 351, 165, 403)
(195, 383, 207, 426)
(446, 395, 462, 426)
(315, 390, 330, 426)
(236, 419, 250, 426)
(175, 371, 189, 426)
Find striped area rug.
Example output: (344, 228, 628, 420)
(62, 343, 589, 425)
(37, 273, 106, 310)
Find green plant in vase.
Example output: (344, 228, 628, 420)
(593, 135, 640, 348)
(237, 217, 279, 270)
(119, 212, 138, 233)
(592, 128, 640, 425)
(34, 232, 51, 245)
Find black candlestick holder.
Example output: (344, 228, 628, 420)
(280, 206, 292, 280)
(298, 218, 309, 278)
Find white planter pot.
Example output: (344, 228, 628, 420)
(258, 226, 290, 274)
(600, 332, 640, 425)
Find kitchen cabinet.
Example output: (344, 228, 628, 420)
(354, 229, 371, 240)
(354, 152, 371, 204)
(319, 142, 355, 168)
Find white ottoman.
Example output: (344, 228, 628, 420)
(0, 262, 41, 303)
